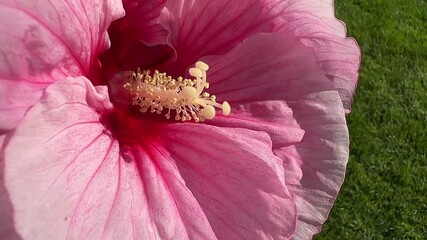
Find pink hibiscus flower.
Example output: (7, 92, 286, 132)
(0, 0, 360, 239)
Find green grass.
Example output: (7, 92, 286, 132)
(314, 0, 427, 239)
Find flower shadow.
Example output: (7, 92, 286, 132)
(0, 133, 23, 240)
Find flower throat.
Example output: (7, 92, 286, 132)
(123, 61, 230, 122)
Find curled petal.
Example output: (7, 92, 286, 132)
(279, 91, 349, 240)
(118, 0, 168, 45)
(0, 0, 124, 129)
(274, 0, 361, 112)
(101, 0, 173, 80)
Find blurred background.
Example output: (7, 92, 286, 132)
(315, 0, 427, 239)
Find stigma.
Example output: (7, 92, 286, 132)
(123, 61, 231, 122)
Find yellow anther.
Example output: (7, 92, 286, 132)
(123, 61, 231, 122)
(189, 68, 203, 78)
(222, 101, 231, 115)
(196, 61, 209, 71)
(182, 86, 197, 98)
(202, 105, 216, 119)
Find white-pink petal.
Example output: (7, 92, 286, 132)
(279, 91, 349, 240)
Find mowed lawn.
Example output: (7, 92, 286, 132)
(315, 0, 427, 239)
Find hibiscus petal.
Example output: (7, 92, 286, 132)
(0, 0, 124, 130)
(202, 33, 333, 102)
(280, 92, 348, 240)
(158, 0, 298, 74)
(101, 0, 174, 80)
(158, 123, 297, 239)
(201, 32, 330, 148)
(198, 32, 349, 238)
(159, 0, 360, 111)
(274, 0, 361, 113)
(118, 0, 168, 45)
(4, 77, 217, 240)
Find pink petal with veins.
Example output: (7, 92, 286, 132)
(0, 0, 124, 130)
(158, 0, 360, 111)
(4, 77, 216, 240)
(274, 0, 361, 113)
(157, 123, 297, 239)
(277, 92, 348, 240)
(159, 0, 287, 75)
(196, 32, 349, 239)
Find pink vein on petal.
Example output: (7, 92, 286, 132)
(101, 152, 121, 239)
(169, 141, 272, 229)
(146, 141, 190, 237)
(65, 139, 115, 240)
(31, 132, 106, 218)
(129, 147, 156, 234)
(37, 121, 101, 149)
